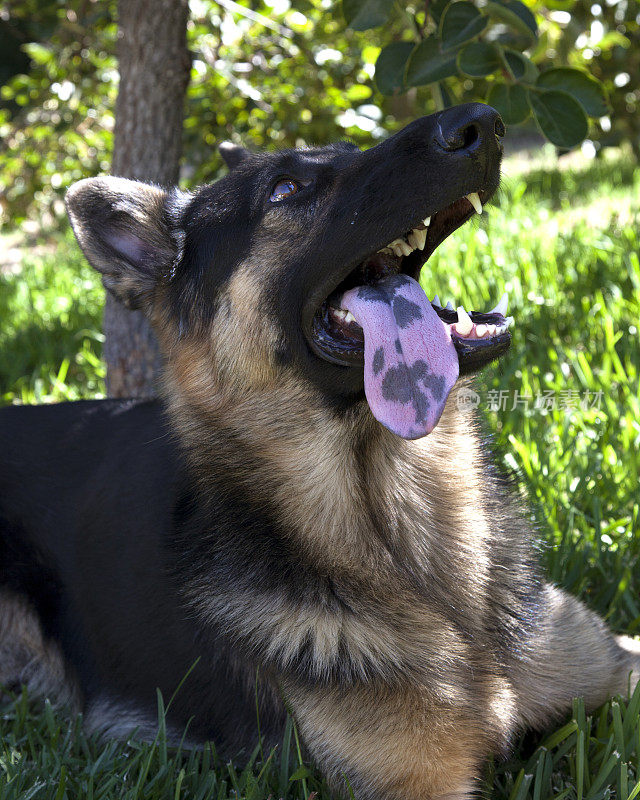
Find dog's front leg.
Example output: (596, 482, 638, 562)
(509, 584, 640, 729)
(282, 680, 494, 800)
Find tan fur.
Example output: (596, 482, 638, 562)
(161, 346, 483, 686)
(510, 585, 640, 728)
(284, 678, 516, 800)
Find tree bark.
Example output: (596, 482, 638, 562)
(105, 0, 190, 398)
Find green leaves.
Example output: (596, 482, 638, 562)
(405, 37, 458, 87)
(365, 0, 607, 150)
(342, 0, 394, 30)
(487, 83, 529, 124)
(499, 66, 606, 149)
(487, 62, 606, 149)
(485, 0, 537, 40)
(22, 42, 54, 65)
(527, 88, 588, 148)
(501, 49, 538, 82)
(440, 2, 487, 49)
(366, 0, 548, 114)
(536, 67, 608, 117)
(527, 68, 609, 148)
(458, 42, 502, 77)
(374, 42, 414, 95)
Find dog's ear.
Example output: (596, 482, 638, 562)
(219, 141, 249, 170)
(65, 177, 179, 310)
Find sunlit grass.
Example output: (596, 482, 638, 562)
(1, 152, 639, 798)
(0, 231, 105, 404)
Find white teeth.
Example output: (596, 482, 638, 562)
(423, 216, 431, 227)
(466, 192, 482, 215)
(489, 292, 509, 316)
(332, 308, 356, 325)
(456, 306, 473, 335)
(387, 238, 409, 257)
(413, 228, 427, 250)
(475, 324, 488, 338)
(445, 300, 454, 311)
(433, 294, 441, 307)
(486, 324, 496, 336)
(381, 227, 427, 258)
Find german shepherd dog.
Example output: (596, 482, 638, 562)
(1, 102, 639, 799)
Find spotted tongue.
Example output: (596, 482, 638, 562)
(341, 275, 459, 439)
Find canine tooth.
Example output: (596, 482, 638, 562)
(433, 294, 441, 307)
(456, 306, 473, 335)
(466, 192, 482, 214)
(414, 228, 427, 250)
(445, 300, 454, 311)
(344, 311, 356, 324)
(475, 324, 488, 338)
(489, 292, 509, 316)
(408, 232, 419, 250)
(423, 216, 431, 227)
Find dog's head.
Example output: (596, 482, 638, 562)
(66, 102, 511, 439)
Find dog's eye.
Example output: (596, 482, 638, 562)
(270, 179, 299, 202)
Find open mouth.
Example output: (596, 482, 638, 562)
(309, 191, 512, 375)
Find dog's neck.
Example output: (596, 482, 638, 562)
(164, 373, 492, 586)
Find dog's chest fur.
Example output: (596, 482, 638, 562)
(165, 374, 538, 698)
(160, 379, 535, 796)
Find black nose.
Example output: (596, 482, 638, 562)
(435, 103, 505, 153)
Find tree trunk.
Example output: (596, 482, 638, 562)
(105, 0, 190, 398)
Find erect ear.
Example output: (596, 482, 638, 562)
(218, 141, 250, 170)
(65, 176, 180, 311)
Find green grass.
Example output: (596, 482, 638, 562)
(1, 151, 640, 798)
(0, 232, 105, 405)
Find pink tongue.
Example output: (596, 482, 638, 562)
(341, 275, 459, 439)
